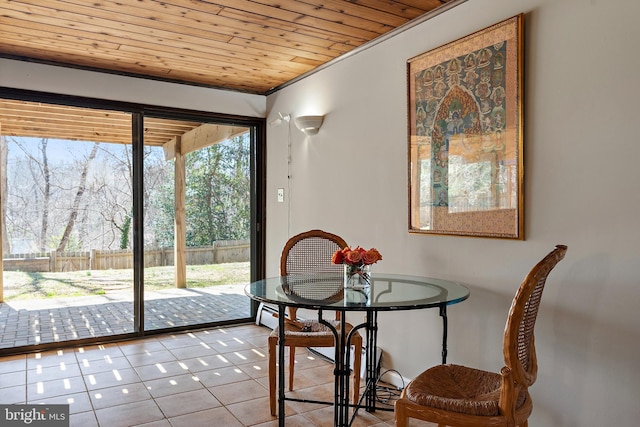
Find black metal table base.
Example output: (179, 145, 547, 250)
(276, 303, 449, 426)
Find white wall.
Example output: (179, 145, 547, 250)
(0, 58, 265, 117)
(266, 0, 640, 425)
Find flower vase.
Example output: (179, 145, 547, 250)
(344, 264, 371, 289)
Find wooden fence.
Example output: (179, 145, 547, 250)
(2, 240, 250, 273)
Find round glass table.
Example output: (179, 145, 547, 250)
(245, 273, 470, 426)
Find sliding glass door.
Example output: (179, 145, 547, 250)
(142, 115, 253, 331)
(0, 92, 263, 353)
(0, 99, 136, 349)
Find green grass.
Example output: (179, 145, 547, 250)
(2, 262, 250, 301)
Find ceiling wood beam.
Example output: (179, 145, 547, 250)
(163, 124, 249, 161)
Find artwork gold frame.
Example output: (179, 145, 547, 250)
(407, 14, 524, 239)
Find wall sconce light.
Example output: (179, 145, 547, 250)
(294, 115, 324, 135)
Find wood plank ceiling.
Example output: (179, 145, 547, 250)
(0, 0, 458, 144)
(0, 0, 455, 94)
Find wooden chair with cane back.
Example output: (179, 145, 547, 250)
(394, 244, 568, 427)
(268, 229, 363, 416)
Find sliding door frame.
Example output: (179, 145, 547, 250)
(0, 87, 266, 354)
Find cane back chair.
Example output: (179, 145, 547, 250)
(395, 244, 568, 427)
(268, 229, 363, 416)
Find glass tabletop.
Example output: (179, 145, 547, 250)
(245, 273, 470, 312)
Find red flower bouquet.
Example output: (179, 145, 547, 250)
(332, 246, 382, 288)
(332, 246, 382, 267)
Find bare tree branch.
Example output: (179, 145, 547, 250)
(40, 139, 51, 251)
(56, 142, 100, 252)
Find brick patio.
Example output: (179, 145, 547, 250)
(0, 284, 252, 350)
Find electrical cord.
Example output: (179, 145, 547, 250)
(374, 368, 405, 406)
(307, 347, 407, 407)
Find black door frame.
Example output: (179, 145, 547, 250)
(0, 87, 266, 355)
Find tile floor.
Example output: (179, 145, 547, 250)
(0, 323, 433, 427)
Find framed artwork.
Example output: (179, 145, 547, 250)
(407, 14, 524, 239)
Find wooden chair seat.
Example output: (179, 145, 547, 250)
(404, 364, 525, 417)
(270, 318, 354, 343)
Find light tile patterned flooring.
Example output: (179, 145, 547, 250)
(0, 324, 435, 427)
